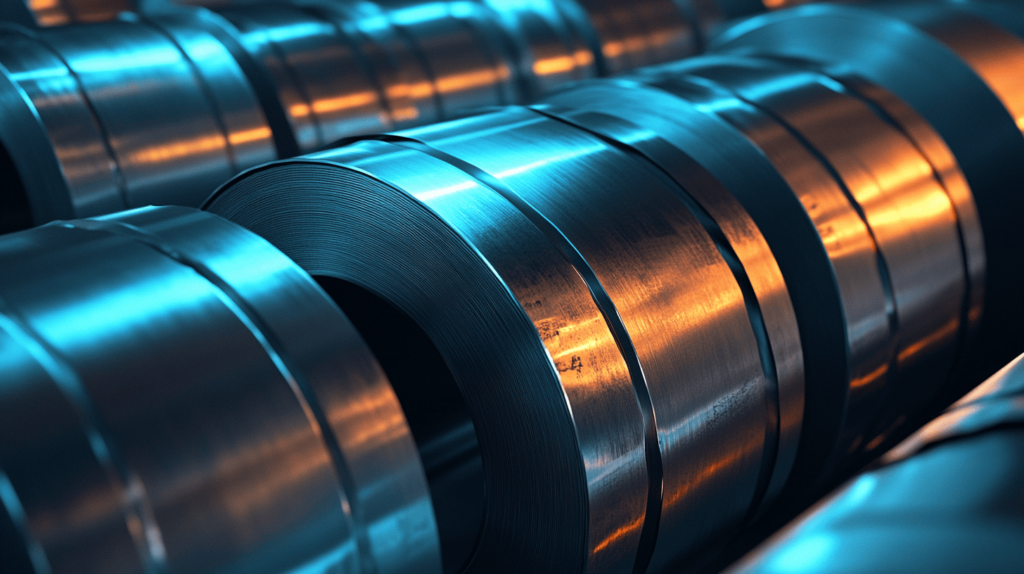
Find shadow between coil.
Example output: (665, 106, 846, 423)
(205, 104, 803, 573)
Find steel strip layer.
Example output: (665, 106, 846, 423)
(0, 206, 440, 574)
(712, 1, 1023, 415)
(729, 351, 1024, 574)
(0, 19, 273, 231)
(679, 56, 972, 456)
(207, 102, 799, 573)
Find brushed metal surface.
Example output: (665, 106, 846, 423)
(0, 18, 273, 229)
(712, 0, 1024, 432)
(0, 206, 440, 574)
(207, 99, 803, 572)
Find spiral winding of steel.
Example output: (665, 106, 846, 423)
(727, 351, 1024, 573)
(0, 1, 1023, 574)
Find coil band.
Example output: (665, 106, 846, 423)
(0, 206, 439, 574)
(0, 18, 273, 230)
(208, 100, 799, 572)
(713, 1, 1021, 415)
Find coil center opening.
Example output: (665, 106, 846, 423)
(0, 143, 31, 233)
(314, 276, 485, 574)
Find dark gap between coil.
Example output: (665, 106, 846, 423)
(0, 142, 31, 233)
(314, 275, 485, 574)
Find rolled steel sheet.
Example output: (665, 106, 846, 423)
(728, 352, 1024, 574)
(0, 206, 441, 574)
(638, 54, 980, 466)
(206, 102, 803, 573)
(543, 76, 849, 509)
(0, 17, 274, 232)
(536, 81, 806, 571)
(0, 0, 133, 27)
(712, 1, 1024, 413)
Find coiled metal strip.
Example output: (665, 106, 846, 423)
(0, 206, 440, 574)
(0, 0, 133, 27)
(0, 19, 273, 231)
(712, 1, 1024, 418)
(526, 97, 803, 570)
(650, 54, 974, 462)
(207, 102, 794, 573)
(730, 352, 1024, 574)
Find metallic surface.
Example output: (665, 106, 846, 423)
(0, 206, 440, 574)
(0, 0, 133, 27)
(535, 84, 804, 570)
(713, 0, 1024, 420)
(0, 17, 274, 230)
(206, 98, 802, 572)
(643, 54, 978, 468)
(728, 352, 1024, 574)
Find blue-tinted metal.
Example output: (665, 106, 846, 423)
(0, 206, 440, 574)
(729, 352, 1024, 574)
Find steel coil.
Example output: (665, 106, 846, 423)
(712, 0, 1024, 418)
(206, 95, 804, 571)
(0, 17, 274, 232)
(633, 54, 982, 473)
(0, 0, 133, 27)
(0, 206, 439, 574)
(728, 352, 1024, 574)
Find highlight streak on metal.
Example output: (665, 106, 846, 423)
(358, 131, 665, 574)
(528, 104, 782, 528)
(0, 294, 168, 574)
(61, 216, 380, 574)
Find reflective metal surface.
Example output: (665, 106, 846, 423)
(713, 0, 1024, 426)
(643, 54, 978, 470)
(206, 102, 803, 573)
(0, 17, 274, 230)
(0, 206, 440, 574)
(728, 352, 1024, 574)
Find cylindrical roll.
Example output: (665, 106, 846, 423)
(0, 18, 274, 232)
(0, 206, 440, 574)
(543, 75, 847, 507)
(482, 0, 598, 98)
(0, 0, 134, 28)
(712, 1, 1024, 411)
(207, 102, 801, 573)
(640, 54, 980, 465)
(728, 352, 1024, 574)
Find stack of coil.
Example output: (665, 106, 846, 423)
(1, 1, 1024, 574)
(0, 0, 751, 232)
(728, 351, 1024, 574)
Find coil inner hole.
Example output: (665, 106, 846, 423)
(314, 276, 485, 574)
(0, 143, 31, 233)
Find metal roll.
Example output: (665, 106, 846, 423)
(543, 76, 846, 506)
(537, 81, 805, 571)
(0, 0, 133, 27)
(0, 206, 440, 574)
(482, 0, 598, 97)
(642, 55, 980, 466)
(0, 17, 274, 233)
(728, 352, 1024, 574)
(712, 1, 1024, 409)
(206, 99, 801, 572)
